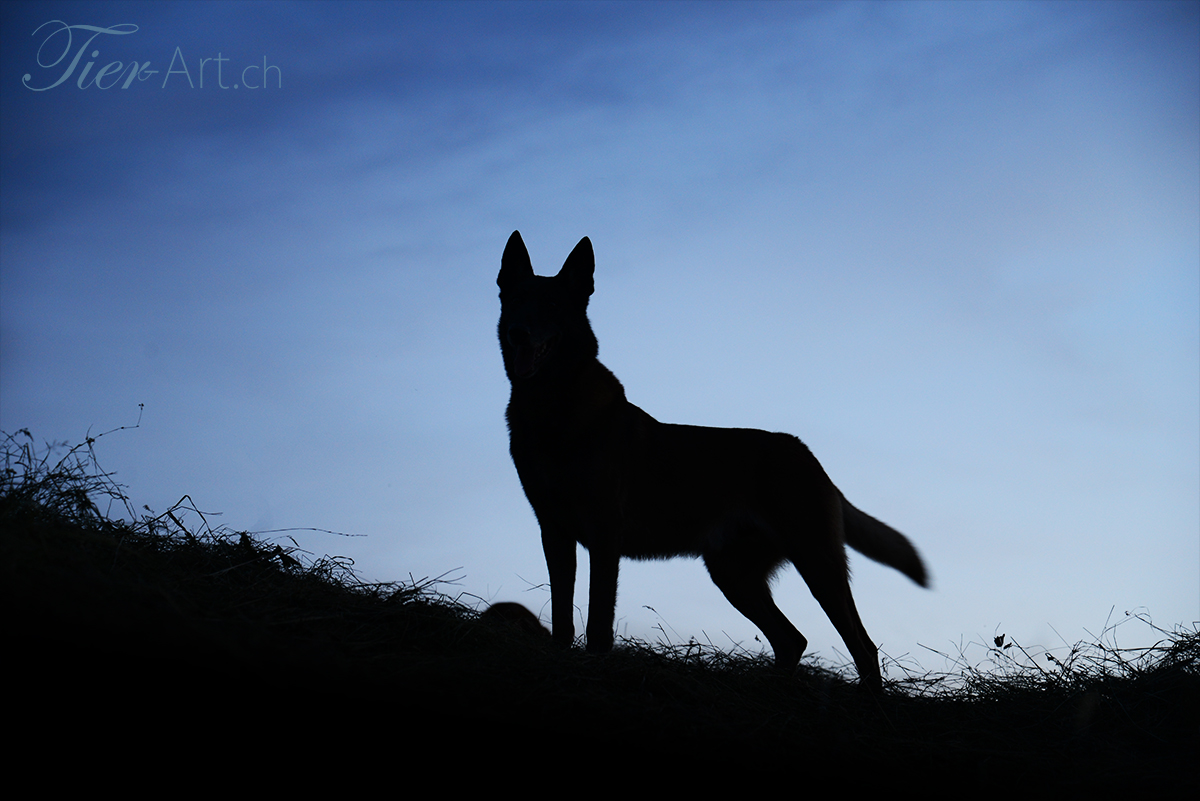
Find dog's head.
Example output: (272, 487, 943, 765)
(497, 231, 597, 382)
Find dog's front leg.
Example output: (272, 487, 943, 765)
(542, 529, 576, 647)
(585, 544, 619, 653)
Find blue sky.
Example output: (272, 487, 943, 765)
(2, 1, 1197, 673)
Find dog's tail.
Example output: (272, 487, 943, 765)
(841, 499, 929, 587)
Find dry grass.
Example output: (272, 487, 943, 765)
(3, 427, 1196, 788)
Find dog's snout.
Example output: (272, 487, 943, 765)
(507, 326, 532, 348)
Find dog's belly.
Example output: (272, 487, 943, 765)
(613, 483, 788, 563)
(603, 420, 823, 561)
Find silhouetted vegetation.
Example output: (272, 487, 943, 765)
(4, 428, 1195, 787)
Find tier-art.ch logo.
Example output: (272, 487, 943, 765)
(20, 21, 282, 91)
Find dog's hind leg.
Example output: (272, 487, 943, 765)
(796, 557, 881, 691)
(703, 535, 807, 671)
(789, 528, 882, 690)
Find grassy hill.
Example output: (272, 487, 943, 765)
(4, 429, 1195, 789)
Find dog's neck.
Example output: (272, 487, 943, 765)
(507, 358, 626, 432)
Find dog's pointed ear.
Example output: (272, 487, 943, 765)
(558, 236, 594, 298)
(498, 230, 533, 290)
